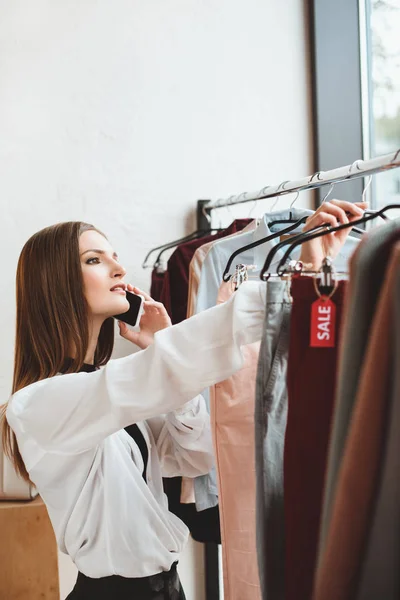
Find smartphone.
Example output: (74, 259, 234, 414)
(113, 291, 145, 330)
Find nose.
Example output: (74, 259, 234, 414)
(111, 259, 127, 279)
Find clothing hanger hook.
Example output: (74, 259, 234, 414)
(270, 196, 280, 212)
(271, 180, 290, 212)
(220, 195, 235, 222)
(309, 171, 324, 183)
(258, 185, 271, 200)
(277, 180, 291, 192)
(202, 204, 212, 225)
(248, 199, 258, 218)
(391, 149, 400, 164)
(362, 175, 373, 203)
(348, 159, 363, 175)
(321, 182, 335, 204)
(289, 190, 300, 209)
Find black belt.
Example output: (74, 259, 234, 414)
(69, 562, 180, 599)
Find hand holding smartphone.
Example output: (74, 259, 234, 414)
(113, 291, 145, 330)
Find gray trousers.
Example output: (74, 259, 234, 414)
(254, 280, 292, 600)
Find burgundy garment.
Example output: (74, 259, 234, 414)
(160, 220, 251, 324)
(284, 277, 347, 600)
(150, 269, 166, 303)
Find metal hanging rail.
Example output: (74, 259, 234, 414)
(202, 149, 400, 211)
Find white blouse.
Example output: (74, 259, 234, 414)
(6, 281, 266, 578)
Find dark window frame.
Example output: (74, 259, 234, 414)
(309, 0, 368, 206)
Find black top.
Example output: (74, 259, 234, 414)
(62, 359, 149, 482)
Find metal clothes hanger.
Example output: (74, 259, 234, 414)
(221, 178, 313, 282)
(259, 169, 375, 279)
(143, 204, 224, 268)
(142, 231, 211, 268)
(267, 203, 400, 279)
(222, 215, 309, 282)
(221, 175, 350, 282)
(152, 228, 225, 268)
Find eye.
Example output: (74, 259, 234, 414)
(86, 257, 100, 265)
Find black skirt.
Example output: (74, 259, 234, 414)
(66, 562, 186, 600)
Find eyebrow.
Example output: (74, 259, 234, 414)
(80, 249, 119, 259)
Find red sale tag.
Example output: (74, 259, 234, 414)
(310, 296, 336, 348)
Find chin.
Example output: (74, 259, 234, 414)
(110, 297, 130, 316)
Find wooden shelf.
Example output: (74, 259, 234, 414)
(0, 496, 59, 599)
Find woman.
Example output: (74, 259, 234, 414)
(1, 200, 365, 599)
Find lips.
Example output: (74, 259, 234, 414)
(110, 283, 127, 292)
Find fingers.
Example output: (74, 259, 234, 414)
(304, 211, 338, 232)
(321, 202, 350, 225)
(118, 319, 141, 344)
(354, 201, 368, 209)
(118, 320, 128, 334)
(305, 199, 366, 232)
(117, 320, 130, 338)
(328, 199, 365, 221)
(125, 284, 167, 315)
(142, 301, 170, 321)
(129, 285, 153, 302)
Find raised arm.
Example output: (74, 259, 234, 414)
(7, 281, 266, 455)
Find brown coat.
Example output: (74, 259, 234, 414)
(313, 242, 400, 600)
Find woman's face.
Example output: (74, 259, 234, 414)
(79, 230, 129, 320)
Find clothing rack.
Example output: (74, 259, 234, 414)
(197, 150, 400, 229)
(196, 148, 400, 600)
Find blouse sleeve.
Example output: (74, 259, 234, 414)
(146, 394, 214, 478)
(7, 280, 266, 455)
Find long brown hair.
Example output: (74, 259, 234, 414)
(0, 221, 115, 482)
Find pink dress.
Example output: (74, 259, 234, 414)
(210, 281, 261, 600)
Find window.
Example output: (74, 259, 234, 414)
(310, 0, 400, 209)
(365, 0, 400, 207)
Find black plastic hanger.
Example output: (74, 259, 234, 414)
(142, 231, 204, 268)
(260, 204, 400, 279)
(142, 229, 225, 269)
(152, 229, 224, 269)
(222, 211, 365, 282)
(222, 215, 308, 282)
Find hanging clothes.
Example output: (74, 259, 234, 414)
(194, 209, 313, 318)
(313, 229, 400, 600)
(356, 250, 400, 600)
(317, 220, 400, 560)
(187, 220, 258, 320)
(150, 268, 168, 309)
(209, 279, 261, 600)
(253, 219, 361, 600)
(150, 219, 251, 544)
(181, 221, 259, 506)
(284, 277, 347, 600)
(254, 280, 292, 600)
(160, 220, 251, 325)
(192, 209, 314, 512)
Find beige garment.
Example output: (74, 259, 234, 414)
(181, 220, 257, 504)
(210, 281, 261, 600)
(313, 242, 400, 600)
(186, 220, 258, 319)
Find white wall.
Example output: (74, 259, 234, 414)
(0, 1, 313, 598)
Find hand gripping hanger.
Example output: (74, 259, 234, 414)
(260, 203, 400, 280)
(222, 162, 372, 281)
(259, 164, 380, 279)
